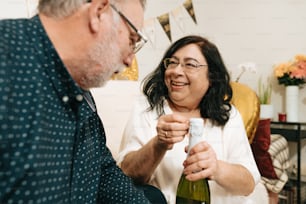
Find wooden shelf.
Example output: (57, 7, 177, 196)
(271, 121, 306, 204)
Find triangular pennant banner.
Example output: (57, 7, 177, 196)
(157, 13, 171, 42)
(183, 0, 197, 24)
(171, 6, 185, 33)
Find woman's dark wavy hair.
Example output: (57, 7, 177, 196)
(142, 35, 232, 126)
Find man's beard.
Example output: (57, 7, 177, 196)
(80, 25, 124, 89)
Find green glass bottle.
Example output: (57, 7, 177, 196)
(176, 118, 210, 204)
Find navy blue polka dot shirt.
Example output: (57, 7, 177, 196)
(0, 15, 150, 204)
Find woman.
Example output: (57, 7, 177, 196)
(117, 35, 261, 203)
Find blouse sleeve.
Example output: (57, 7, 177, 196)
(117, 96, 157, 166)
(223, 106, 261, 184)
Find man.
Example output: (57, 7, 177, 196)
(0, 0, 166, 203)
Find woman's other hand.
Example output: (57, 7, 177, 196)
(183, 141, 218, 181)
(182, 141, 255, 195)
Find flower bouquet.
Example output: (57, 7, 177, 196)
(274, 54, 306, 122)
(274, 54, 306, 87)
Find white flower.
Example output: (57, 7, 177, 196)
(235, 62, 257, 82)
(238, 62, 257, 73)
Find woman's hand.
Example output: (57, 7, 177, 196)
(156, 114, 189, 149)
(182, 141, 256, 195)
(182, 141, 218, 181)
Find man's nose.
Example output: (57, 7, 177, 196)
(124, 53, 136, 67)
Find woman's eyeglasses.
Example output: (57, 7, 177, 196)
(163, 58, 208, 73)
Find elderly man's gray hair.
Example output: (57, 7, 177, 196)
(38, 0, 146, 18)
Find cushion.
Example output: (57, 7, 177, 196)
(230, 82, 260, 143)
(261, 134, 290, 193)
(251, 119, 278, 179)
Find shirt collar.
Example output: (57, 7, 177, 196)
(28, 15, 86, 107)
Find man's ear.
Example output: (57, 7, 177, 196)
(88, 0, 110, 33)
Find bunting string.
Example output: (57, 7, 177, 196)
(147, 0, 197, 43)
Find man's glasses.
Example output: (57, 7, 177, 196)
(163, 58, 208, 73)
(110, 4, 147, 53)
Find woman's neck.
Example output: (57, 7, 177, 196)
(168, 100, 201, 118)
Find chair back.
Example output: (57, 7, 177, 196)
(230, 82, 260, 143)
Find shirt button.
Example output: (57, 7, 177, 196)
(76, 94, 83, 102)
(62, 96, 69, 103)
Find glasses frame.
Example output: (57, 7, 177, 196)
(110, 4, 147, 53)
(163, 58, 208, 72)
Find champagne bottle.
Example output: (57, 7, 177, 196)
(176, 118, 210, 204)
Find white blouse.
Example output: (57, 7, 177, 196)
(117, 96, 261, 204)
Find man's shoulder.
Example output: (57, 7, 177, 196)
(0, 18, 32, 47)
(0, 18, 25, 56)
(0, 18, 28, 37)
(0, 18, 37, 68)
